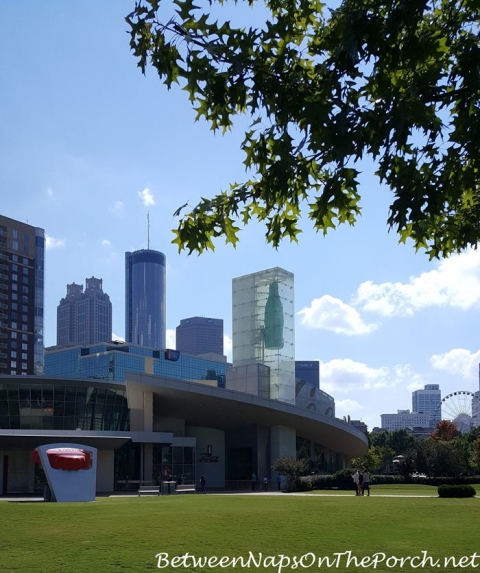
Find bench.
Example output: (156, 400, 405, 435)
(138, 485, 160, 496)
(176, 484, 196, 494)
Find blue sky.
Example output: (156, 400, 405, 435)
(1, 1, 479, 430)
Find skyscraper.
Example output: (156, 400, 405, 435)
(412, 384, 441, 426)
(125, 249, 166, 349)
(57, 277, 112, 346)
(176, 317, 224, 356)
(0, 214, 45, 375)
(231, 267, 295, 404)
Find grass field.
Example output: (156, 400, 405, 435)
(1, 487, 479, 573)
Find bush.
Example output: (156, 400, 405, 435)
(438, 484, 476, 498)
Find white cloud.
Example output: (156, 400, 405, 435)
(224, 334, 232, 362)
(109, 201, 124, 217)
(138, 187, 155, 207)
(111, 333, 125, 342)
(101, 239, 111, 247)
(297, 295, 378, 336)
(430, 348, 480, 381)
(354, 248, 480, 317)
(45, 235, 65, 250)
(46, 187, 54, 198)
(335, 399, 364, 414)
(166, 329, 176, 349)
(320, 358, 424, 395)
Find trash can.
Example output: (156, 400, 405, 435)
(162, 481, 177, 495)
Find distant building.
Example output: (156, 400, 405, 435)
(45, 341, 229, 385)
(349, 420, 368, 434)
(295, 361, 320, 388)
(0, 214, 45, 375)
(176, 317, 224, 357)
(57, 277, 112, 346)
(381, 410, 432, 431)
(412, 384, 441, 425)
(125, 249, 166, 349)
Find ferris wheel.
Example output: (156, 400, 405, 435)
(432, 391, 480, 434)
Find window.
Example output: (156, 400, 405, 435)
(22, 305, 27, 312)
(22, 267, 28, 275)
(12, 241, 18, 251)
(22, 277, 28, 284)
(22, 363, 27, 370)
(22, 343, 27, 351)
(11, 351, 16, 358)
(11, 322, 17, 329)
(12, 230, 18, 239)
(11, 303, 17, 310)
(12, 274, 17, 281)
(12, 293, 17, 301)
(12, 284, 17, 291)
(11, 264, 17, 271)
(22, 286, 28, 294)
(12, 255, 18, 262)
(22, 324, 28, 331)
(22, 296, 27, 303)
(11, 312, 17, 320)
(10, 360, 16, 368)
(22, 353, 27, 360)
(11, 341, 17, 349)
(22, 258, 28, 265)
(22, 314, 28, 322)
(22, 334, 27, 341)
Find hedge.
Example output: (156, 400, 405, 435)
(438, 484, 476, 498)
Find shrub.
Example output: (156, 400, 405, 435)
(438, 484, 476, 498)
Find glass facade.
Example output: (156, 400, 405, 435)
(232, 267, 295, 404)
(34, 228, 45, 375)
(125, 250, 166, 349)
(0, 380, 129, 431)
(45, 343, 229, 383)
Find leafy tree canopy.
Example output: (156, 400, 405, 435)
(127, 0, 480, 257)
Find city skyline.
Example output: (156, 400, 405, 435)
(2, 2, 480, 430)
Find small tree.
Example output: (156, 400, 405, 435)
(431, 420, 459, 442)
(272, 457, 309, 492)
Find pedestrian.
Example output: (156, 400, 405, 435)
(358, 470, 364, 495)
(200, 475, 206, 494)
(362, 469, 370, 496)
(251, 473, 256, 491)
(276, 475, 282, 491)
(352, 469, 360, 496)
(263, 476, 268, 491)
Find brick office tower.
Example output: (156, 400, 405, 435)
(0, 214, 45, 375)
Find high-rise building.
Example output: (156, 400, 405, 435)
(412, 384, 441, 426)
(295, 360, 320, 388)
(57, 277, 112, 346)
(176, 317, 224, 356)
(125, 249, 166, 349)
(230, 267, 295, 404)
(0, 214, 45, 375)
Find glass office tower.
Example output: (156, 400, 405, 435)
(232, 267, 295, 404)
(125, 249, 166, 349)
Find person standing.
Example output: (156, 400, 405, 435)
(251, 473, 256, 492)
(263, 476, 268, 491)
(276, 475, 282, 491)
(200, 475, 206, 494)
(362, 469, 370, 496)
(352, 469, 360, 496)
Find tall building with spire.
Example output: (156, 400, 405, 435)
(0, 214, 45, 375)
(57, 277, 112, 346)
(125, 249, 166, 349)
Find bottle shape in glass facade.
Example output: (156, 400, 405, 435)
(264, 282, 284, 350)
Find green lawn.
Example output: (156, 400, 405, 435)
(1, 492, 479, 572)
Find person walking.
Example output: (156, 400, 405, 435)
(362, 469, 370, 496)
(263, 476, 268, 491)
(200, 475, 206, 494)
(251, 473, 256, 492)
